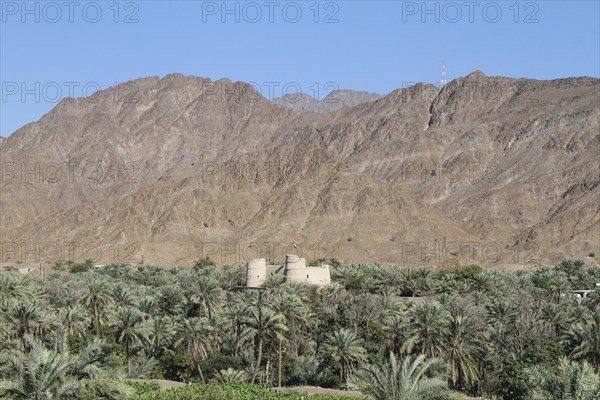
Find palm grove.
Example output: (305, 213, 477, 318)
(0, 258, 599, 399)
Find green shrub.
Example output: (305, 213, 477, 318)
(194, 257, 216, 273)
(435, 264, 483, 280)
(127, 380, 161, 395)
(69, 259, 93, 273)
(130, 383, 363, 400)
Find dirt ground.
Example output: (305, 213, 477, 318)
(272, 386, 365, 397)
(146, 379, 187, 389)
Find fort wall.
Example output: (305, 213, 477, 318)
(245, 254, 330, 287)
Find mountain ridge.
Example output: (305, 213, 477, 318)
(1, 72, 598, 267)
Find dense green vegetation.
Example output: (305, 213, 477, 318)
(130, 382, 361, 399)
(0, 258, 599, 399)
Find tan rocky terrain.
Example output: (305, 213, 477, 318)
(272, 89, 381, 113)
(1, 71, 598, 268)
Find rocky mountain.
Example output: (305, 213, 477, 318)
(1, 72, 598, 268)
(272, 90, 381, 113)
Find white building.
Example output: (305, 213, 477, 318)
(245, 254, 331, 287)
(17, 267, 35, 275)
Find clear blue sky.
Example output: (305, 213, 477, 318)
(1, 0, 599, 137)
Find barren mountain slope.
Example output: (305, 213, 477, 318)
(0, 74, 298, 230)
(281, 72, 600, 264)
(1, 72, 598, 267)
(2, 143, 478, 266)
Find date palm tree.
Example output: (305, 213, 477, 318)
(249, 308, 287, 384)
(470, 272, 494, 293)
(282, 281, 311, 303)
(192, 275, 222, 319)
(3, 300, 45, 349)
(565, 308, 600, 368)
(383, 314, 407, 357)
(377, 291, 404, 321)
(110, 306, 146, 376)
(351, 353, 465, 400)
(137, 295, 160, 316)
(442, 315, 483, 388)
(272, 292, 311, 386)
(58, 304, 88, 338)
(402, 302, 447, 358)
(528, 357, 600, 400)
(400, 268, 419, 296)
(82, 277, 113, 336)
(379, 267, 404, 292)
(219, 264, 246, 289)
(416, 268, 433, 293)
(0, 275, 34, 302)
(549, 273, 572, 302)
(0, 334, 131, 399)
(142, 315, 174, 358)
(243, 291, 287, 384)
(175, 316, 214, 383)
(112, 283, 137, 307)
(544, 303, 572, 336)
(320, 282, 345, 315)
(221, 294, 253, 357)
(36, 310, 60, 343)
(211, 367, 248, 383)
(262, 272, 286, 288)
(324, 328, 367, 387)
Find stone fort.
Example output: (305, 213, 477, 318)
(245, 254, 331, 287)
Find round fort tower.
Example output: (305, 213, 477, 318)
(284, 254, 307, 283)
(246, 258, 267, 287)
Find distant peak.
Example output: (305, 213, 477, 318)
(162, 73, 186, 80)
(466, 70, 486, 79)
(325, 89, 381, 99)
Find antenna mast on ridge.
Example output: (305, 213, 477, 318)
(441, 61, 447, 86)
